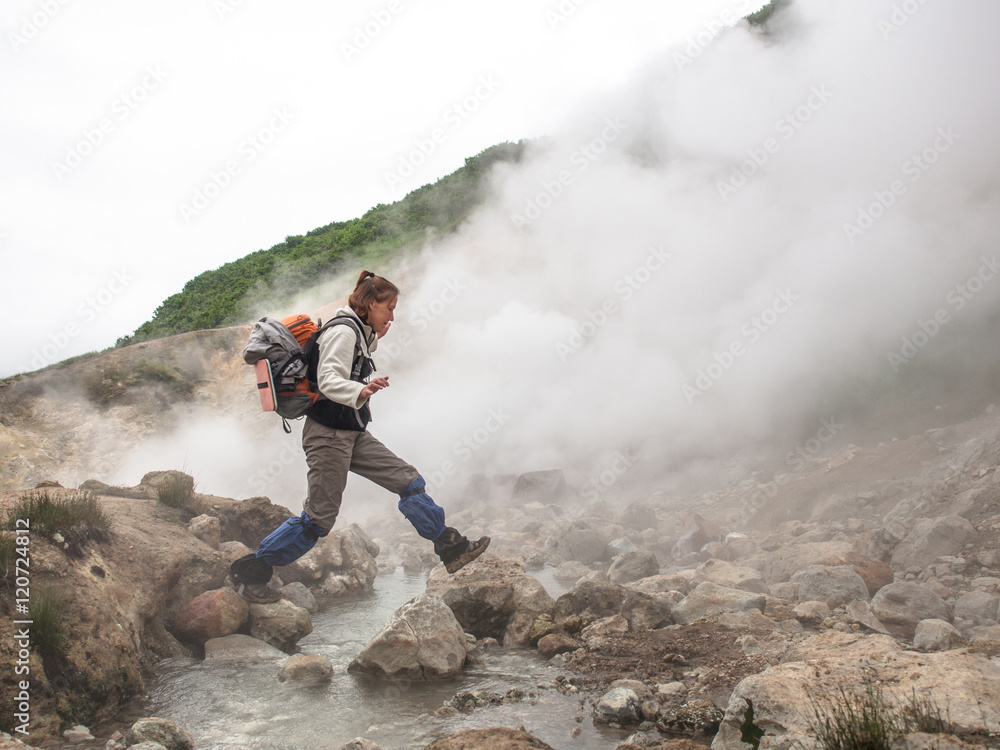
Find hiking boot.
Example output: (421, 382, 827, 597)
(434, 527, 491, 574)
(240, 582, 282, 604)
(445, 535, 490, 574)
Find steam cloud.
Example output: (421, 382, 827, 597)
(111, 0, 1000, 517)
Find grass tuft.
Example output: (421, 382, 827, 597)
(30, 584, 66, 659)
(155, 475, 194, 510)
(5, 491, 111, 541)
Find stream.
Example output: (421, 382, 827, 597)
(132, 568, 635, 750)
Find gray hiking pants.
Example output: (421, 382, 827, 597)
(301, 417, 421, 533)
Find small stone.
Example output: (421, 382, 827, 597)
(278, 653, 334, 683)
(63, 725, 94, 744)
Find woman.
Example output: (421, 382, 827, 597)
(232, 270, 489, 603)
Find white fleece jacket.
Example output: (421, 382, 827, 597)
(314, 306, 377, 409)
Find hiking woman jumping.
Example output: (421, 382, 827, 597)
(232, 270, 489, 602)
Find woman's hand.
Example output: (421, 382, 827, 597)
(360, 376, 390, 401)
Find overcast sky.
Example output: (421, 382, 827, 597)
(0, 0, 767, 377)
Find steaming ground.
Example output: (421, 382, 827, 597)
(4, 0, 1000, 521)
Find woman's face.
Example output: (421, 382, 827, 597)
(367, 295, 396, 338)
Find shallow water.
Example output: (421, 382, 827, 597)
(138, 569, 634, 750)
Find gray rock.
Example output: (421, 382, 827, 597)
(626, 573, 692, 596)
(954, 589, 1000, 624)
(711, 632, 1000, 750)
(617, 502, 658, 531)
(871, 582, 952, 629)
(971, 624, 1000, 642)
(537, 632, 580, 659)
(890, 516, 979, 571)
(187, 514, 220, 549)
(770, 582, 799, 600)
(554, 528, 609, 564)
(551, 560, 593, 587)
(276, 524, 378, 594)
(793, 600, 831, 625)
(513, 470, 568, 503)
(278, 653, 334, 683)
(218, 540, 252, 564)
(608, 549, 659, 584)
(554, 580, 666, 629)
(425, 555, 554, 643)
(913, 619, 963, 651)
(248, 599, 313, 652)
(348, 594, 467, 680)
(694, 559, 769, 594)
(129, 744, 168, 750)
(791, 565, 870, 607)
(204, 634, 286, 660)
(279, 581, 317, 612)
(593, 686, 641, 724)
(63, 725, 94, 744)
(124, 718, 193, 750)
(671, 582, 766, 624)
(846, 600, 890, 634)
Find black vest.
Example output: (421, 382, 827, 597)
(305, 316, 375, 432)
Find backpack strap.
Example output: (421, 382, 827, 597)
(309, 315, 376, 381)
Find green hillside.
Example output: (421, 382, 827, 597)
(118, 141, 526, 346)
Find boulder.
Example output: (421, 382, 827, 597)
(248, 599, 313, 652)
(551, 560, 594, 587)
(513, 470, 568, 503)
(124, 718, 193, 750)
(554, 581, 669, 630)
(890, 516, 979, 571)
(172, 588, 248, 645)
(711, 632, 1000, 750)
(279, 581, 317, 612)
(338, 741, 381, 750)
(278, 654, 334, 683)
(276, 524, 378, 594)
(608, 550, 660, 584)
(423, 727, 556, 750)
(749, 541, 854, 584)
(671, 583, 766, 624)
(187, 514, 220, 549)
(537, 632, 580, 660)
(792, 601, 831, 625)
(954, 589, 1000, 624)
(348, 594, 467, 680)
(219, 540, 252, 564)
(658, 699, 724, 736)
(204, 634, 285, 661)
(790, 565, 870, 607)
(593, 686, 641, 724)
(674, 514, 721, 558)
(578, 614, 630, 646)
(971, 625, 1000, 643)
(871, 582, 952, 630)
(846, 600, 891, 634)
(551, 527, 609, 564)
(425, 555, 554, 642)
(627, 574, 692, 596)
(913, 619, 963, 651)
(224, 496, 294, 549)
(693, 559, 769, 594)
(617, 502, 658, 531)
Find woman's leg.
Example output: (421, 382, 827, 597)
(349, 431, 490, 572)
(232, 419, 355, 599)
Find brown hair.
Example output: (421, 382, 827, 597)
(348, 270, 399, 321)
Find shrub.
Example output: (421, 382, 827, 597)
(156, 475, 194, 510)
(5, 491, 110, 541)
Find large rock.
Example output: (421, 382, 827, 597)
(536, 632, 581, 660)
(554, 581, 670, 630)
(124, 718, 193, 750)
(551, 561, 594, 586)
(223, 496, 295, 548)
(187, 514, 220, 549)
(423, 727, 556, 750)
(954, 589, 1000, 624)
(627, 573, 693, 596)
(790, 565, 870, 607)
(593, 686, 641, 724)
(749, 541, 854, 584)
(349, 594, 468, 680)
(890, 516, 979, 571)
(871, 582, 952, 630)
(913, 619, 963, 651)
(608, 550, 660, 584)
(551, 527, 609, 564)
(512, 470, 568, 503)
(276, 524, 378, 595)
(278, 654, 334, 683)
(172, 588, 248, 645)
(694, 559, 769, 594)
(617, 502, 658, 531)
(671, 582, 766, 624)
(204, 634, 285, 661)
(711, 632, 1000, 750)
(425, 555, 554, 642)
(248, 599, 313, 652)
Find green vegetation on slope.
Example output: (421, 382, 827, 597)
(119, 141, 526, 346)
